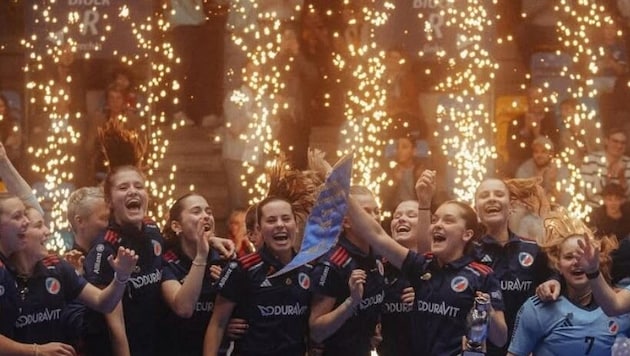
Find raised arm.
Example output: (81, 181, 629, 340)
(78, 247, 138, 314)
(0, 142, 43, 214)
(346, 196, 408, 268)
(309, 269, 366, 343)
(577, 233, 630, 315)
(415, 170, 436, 254)
(162, 221, 212, 318)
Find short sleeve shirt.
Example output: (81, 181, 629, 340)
(310, 235, 386, 356)
(401, 251, 504, 356)
(217, 246, 312, 356)
(83, 219, 164, 356)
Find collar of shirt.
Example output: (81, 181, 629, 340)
(338, 233, 374, 259)
(428, 253, 475, 271)
(479, 230, 521, 247)
(258, 245, 295, 271)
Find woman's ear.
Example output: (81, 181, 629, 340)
(462, 229, 474, 243)
(170, 220, 182, 235)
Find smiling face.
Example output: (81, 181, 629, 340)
(475, 179, 510, 229)
(557, 236, 589, 289)
(429, 202, 473, 264)
(391, 200, 419, 247)
(257, 199, 297, 259)
(107, 167, 148, 229)
(24, 208, 50, 255)
(171, 194, 214, 243)
(0, 197, 30, 257)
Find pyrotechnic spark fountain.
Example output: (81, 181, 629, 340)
(554, 1, 618, 218)
(429, 0, 498, 204)
(23, 1, 179, 251)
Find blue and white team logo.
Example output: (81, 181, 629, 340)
(0, 285, 4, 296)
(152, 240, 162, 256)
(518, 252, 534, 267)
(298, 272, 310, 290)
(376, 260, 384, 276)
(451, 276, 469, 293)
(609, 320, 620, 334)
(45, 277, 61, 295)
(96, 244, 105, 253)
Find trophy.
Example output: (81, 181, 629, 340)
(462, 295, 490, 356)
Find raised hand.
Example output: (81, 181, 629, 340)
(348, 269, 366, 308)
(576, 234, 600, 274)
(415, 170, 436, 208)
(108, 246, 138, 279)
(209, 236, 235, 259)
(63, 249, 85, 275)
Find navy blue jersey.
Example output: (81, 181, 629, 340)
(217, 246, 312, 356)
(509, 293, 630, 356)
(310, 235, 386, 356)
(378, 260, 412, 356)
(401, 251, 504, 356)
(83, 218, 164, 356)
(473, 232, 551, 356)
(0, 252, 18, 338)
(13, 255, 87, 346)
(158, 247, 221, 356)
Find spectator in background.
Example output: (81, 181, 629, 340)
(108, 67, 138, 113)
(0, 94, 21, 162)
(380, 134, 428, 227)
(384, 46, 428, 140)
(581, 127, 630, 207)
(506, 86, 559, 176)
(515, 136, 569, 205)
(226, 208, 254, 257)
(517, 0, 561, 63)
(588, 182, 630, 241)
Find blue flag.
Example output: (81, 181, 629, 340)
(269, 154, 353, 278)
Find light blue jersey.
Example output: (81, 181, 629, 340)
(509, 294, 630, 356)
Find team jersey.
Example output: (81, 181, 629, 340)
(83, 218, 164, 356)
(509, 293, 630, 356)
(217, 246, 312, 356)
(0, 252, 19, 338)
(378, 260, 413, 356)
(473, 232, 551, 355)
(310, 235, 386, 356)
(401, 250, 504, 356)
(12, 255, 87, 346)
(158, 247, 222, 356)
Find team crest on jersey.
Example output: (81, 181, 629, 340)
(376, 260, 384, 276)
(451, 276, 469, 293)
(229, 261, 238, 269)
(298, 272, 311, 290)
(152, 240, 162, 256)
(45, 277, 61, 295)
(96, 244, 105, 253)
(0, 285, 4, 296)
(518, 252, 534, 267)
(609, 320, 620, 334)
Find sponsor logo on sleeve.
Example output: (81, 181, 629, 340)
(298, 272, 310, 290)
(609, 320, 620, 334)
(152, 240, 162, 256)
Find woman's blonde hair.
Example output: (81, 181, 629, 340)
(541, 211, 618, 283)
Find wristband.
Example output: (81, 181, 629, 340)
(114, 272, 130, 284)
(586, 270, 600, 280)
(192, 260, 207, 267)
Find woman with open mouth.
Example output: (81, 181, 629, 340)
(204, 196, 312, 356)
(9, 206, 138, 354)
(508, 212, 627, 356)
(159, 193, 234, 356)
(473, 178, 554, 356)
(346, 195, 507, 355)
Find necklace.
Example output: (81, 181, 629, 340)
(571, 290, 593, 306)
